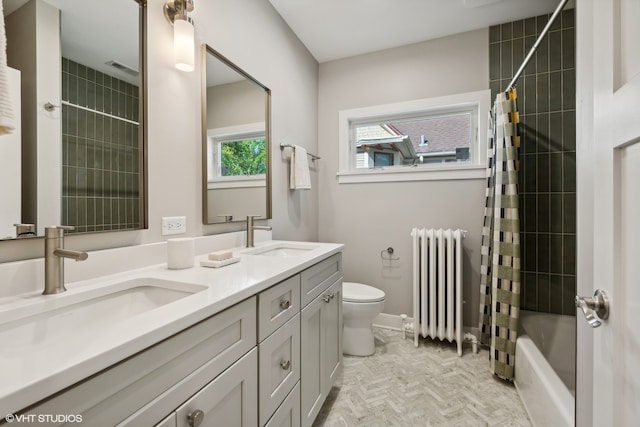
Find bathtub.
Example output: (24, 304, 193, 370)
(514, 310, 575, 427)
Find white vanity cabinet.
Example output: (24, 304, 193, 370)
(20, 297, 257, 427)
(300, 254, 343, 427)
(9, 249, 343, 427)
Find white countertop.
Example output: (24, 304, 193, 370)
(0, 240, 343, 415)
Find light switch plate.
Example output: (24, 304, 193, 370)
(162, 216, 186, 235)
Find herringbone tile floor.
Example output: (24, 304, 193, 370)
(313, 328, 532, 427)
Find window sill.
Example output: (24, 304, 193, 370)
(207, 177, 266, 190)
(336, 164, 486, 184)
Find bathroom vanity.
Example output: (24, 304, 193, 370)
(0, 241, 343, 427)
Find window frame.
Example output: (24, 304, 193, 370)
(337, 90, 491, 183)
(207, 122, 267, 190)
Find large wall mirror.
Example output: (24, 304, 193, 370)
(1, 0, 146, 240)
(202, 45, 271, 224)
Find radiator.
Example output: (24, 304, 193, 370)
(411, 228, 464, 356)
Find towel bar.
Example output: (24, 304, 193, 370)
(280, 143, 321, 161)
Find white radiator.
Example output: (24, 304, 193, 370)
(411, 228, 464, 356)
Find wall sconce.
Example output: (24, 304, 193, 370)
(164, 0, 195, 72)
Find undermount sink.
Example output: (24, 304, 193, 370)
(243, 242, 319, 257)
(0, 278, 207, 351)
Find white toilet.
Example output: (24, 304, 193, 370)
(342, 282, 385, 356)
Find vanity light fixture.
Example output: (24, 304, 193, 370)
(164, 0, 195, 72)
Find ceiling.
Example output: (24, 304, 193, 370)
(268, 0, 569, 63)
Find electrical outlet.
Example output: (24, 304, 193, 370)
(162, 216, 186, 235)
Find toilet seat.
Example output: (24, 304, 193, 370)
(343, 282, 385, 303)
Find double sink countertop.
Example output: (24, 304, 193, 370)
(0, 240, 344, 416)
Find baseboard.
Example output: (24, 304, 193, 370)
(372, 313, 414, 331)
(373, 313, 480, 340)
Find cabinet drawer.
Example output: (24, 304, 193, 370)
(24, 297, 257, 427)
(259, 314, 301, 426)
(264, 381, 300, 427)
(175, 348, 258, 427)
(300, 253, 342, 307)
(258, 274, 300, 342)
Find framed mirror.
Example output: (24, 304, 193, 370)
(1, 0, 146, 239)
(202, 45, 271, 224)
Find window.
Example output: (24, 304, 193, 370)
(207, 123, 267, 190)
(338, 90, 490, 183)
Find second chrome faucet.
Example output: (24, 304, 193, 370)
(44, 226, 88, 295)
(246, 216, 272, 248)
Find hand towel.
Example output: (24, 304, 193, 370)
(0, 2, 16, 136)
(289, 144, 311, 190)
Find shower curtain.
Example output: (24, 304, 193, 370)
(479, 88, 521, 381)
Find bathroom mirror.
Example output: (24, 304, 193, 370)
(202, 45, 271, 224)
(1, 0, 146, 239)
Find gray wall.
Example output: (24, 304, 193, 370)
(489, 10, 576, 315)
(0, 0, 319, 262)
(317, 29, 489, 327)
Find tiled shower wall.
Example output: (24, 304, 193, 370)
(61, 58, 140, 233)
(489, 9, 576, 315)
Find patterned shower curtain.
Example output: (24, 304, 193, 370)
(479, 88, 521, 381)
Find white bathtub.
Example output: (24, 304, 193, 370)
(514, 310, 575, 427)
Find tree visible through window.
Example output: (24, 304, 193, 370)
(220, 137, 266, 177)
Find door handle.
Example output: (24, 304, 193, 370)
(575, 289, 609, 328)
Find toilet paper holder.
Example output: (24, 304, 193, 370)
(380, 247, 400, 261)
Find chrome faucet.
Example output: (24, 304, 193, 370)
(246, 215, 272, 248)
(44, 226, 88, 295)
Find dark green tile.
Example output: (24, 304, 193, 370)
(562, 9, 575, 28)
(563, 234, 576, 275)
(550, 152, 563, 192)
(563, 151, 576, 192)
(524, 75, 537, 116)
(501, 22, 512, 39)
(77, 63, 87, 79)
(78, 109, 87, 138)
(524, 194, 537, 233)
(537, 113, 550, 152)
(513, 38, 524, 74)
(103, 198, 112, 224)
(538, 152, 550, 192)
(563, 69, 576, 110)
(536, 36, 549, 73)
(549, 71, 562, 112)
(524, 154, 537, 193)
(549, 31, 563, 71)
(78, 78, 87, 107)
(501, 40, 513, 79)
(86, 197, 95, 226)
(563, 193, 576, 233)
(132, 148, 139, 174)
(538, 194, 550, 233)
(68, 166, 77, 196)
(87, 67, 95, 83)
(525, 17, 536, 36)
(490, 80, 501, 103)
(68, 60, 78, 76)
(77, 168, 87, 197)
(103, 74, 111, 89)
(513, 20, 524, 38)
(87, 112, 95, 139)
(95, 71, 103, 86)
(95, 84, 103, 112)
(549, 112, 563, 152)
(550, 233, 563, 273)
(67, 197, 77, 226)
(537, 273, 550, 312)
(563, 110, 576, 151)
(524, 273, 538, 310)
(550, 194, 563, 233)
(549, 274, 563, 314)
(77, 138, 87, 168)
(119, 197, 127, 223)
(562, 28, 575, 69)
(537, 73, 549, 113)
(562, 275, 577, 315)
(68, 75, 78, 105)
(524, 231, 537, 271)
(62, 57, 69, 72)
(86, 144, 95, 170)
(538, 233, 550, 273)
(95, 198, 104, 225)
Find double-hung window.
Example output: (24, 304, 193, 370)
(338, 90, 490, 183)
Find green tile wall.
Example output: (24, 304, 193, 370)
(489, 10, 576, 316)
(61, 58, 140, 233)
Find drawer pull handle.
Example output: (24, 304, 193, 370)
(279, 299, 291, 310)
(188, 409, 205, 427)
(327, 293, 335, 299)
(323, 295, 331, 303)
(280, 360, 291, 370)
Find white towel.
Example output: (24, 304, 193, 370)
(0, 1, 16, 136)
(289, 145, 311, 190)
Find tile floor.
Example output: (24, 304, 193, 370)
(313, 328, 532, 427)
